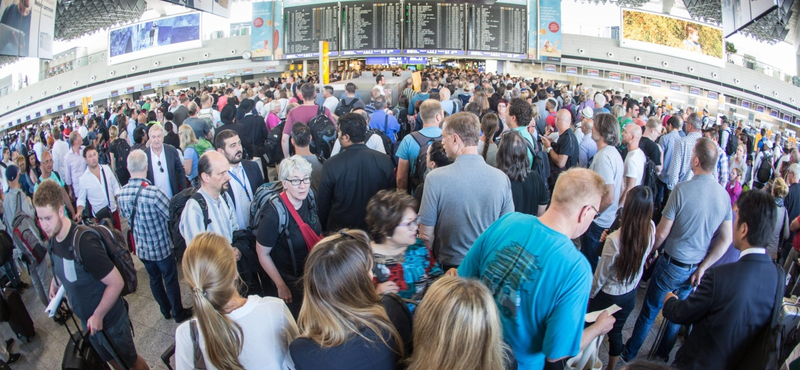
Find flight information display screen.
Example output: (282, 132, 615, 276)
(284, 3, 339, 58)
(467, 2, 527, 58)
(403, 1, 465, 55)
(341, 1, 403, 55)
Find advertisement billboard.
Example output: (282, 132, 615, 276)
(108, 13, 202, 65)
(251, 0, 283, 60)
(620, 9, 723, 66)
(0, 0, 55, 59)
(527, 0, 537, 59)
(162, 0, 230, 18)
(538, 0, 561, 61)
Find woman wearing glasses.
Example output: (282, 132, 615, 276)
(256, 155, 321, 318)
(365, 190, 442, 309)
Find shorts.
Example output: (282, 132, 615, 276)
(86, 312, 138, 367)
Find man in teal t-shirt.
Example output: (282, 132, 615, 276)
(459, 168, 615, 368)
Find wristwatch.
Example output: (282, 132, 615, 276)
(546, 146, 552, 153)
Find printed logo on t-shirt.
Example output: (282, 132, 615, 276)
(481, 242, 541, 318)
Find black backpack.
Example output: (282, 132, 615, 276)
(335, 97, 359, 117)
(307, 105, 338, 160)
(642, 158, 658, 202)
(520, 135, 551, 188)
(265, 121, 285, 166)
(757, 153, 774, 184)
(112, 139, 131, 170)
(63, 225, 138, 296)
(409, 132, 442, 189)
(167, 188, 230, 262)
(368, 115, 395, 157)
(725, 129, 739, 157)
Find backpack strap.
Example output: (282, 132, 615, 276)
(190, 320, 207, 369)
(70, 226, 105, 269)
(267, 195, 297, 276)
(129, 182, 147, 233)
(52, 170, 62, 183)
(410, 131, 429, 148)
(190, 192, 211, 231)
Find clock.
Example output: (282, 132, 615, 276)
(242, 51, 252, 60)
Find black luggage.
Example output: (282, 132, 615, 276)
(61, 301, 110, 370)
(3, 288, 34, 342)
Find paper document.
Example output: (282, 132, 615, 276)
(585, 304, 622, 323)
(44, 286, 65, 317)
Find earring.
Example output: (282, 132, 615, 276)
(386, 236, 392, 240)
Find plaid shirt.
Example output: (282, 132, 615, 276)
(118, 178, 172, 262)
(715, 145, 729, 189)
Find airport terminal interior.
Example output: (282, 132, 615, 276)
(1, 0, 800, 369)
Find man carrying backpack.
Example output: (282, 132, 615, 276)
(2, 166, 33, 296)
(334, 83, 365, 118)
(396, 100, 444, 192)
(754, 148, 774, 190)
(35, 180, 150, 370)
(282, 83, 336, 160)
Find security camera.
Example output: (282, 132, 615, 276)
(662, 61, 669, 67)
(607, 52, 614, 58)
(578, 48, 585, 54)
(634, 56, 642, 62)
(688, 66, 695, 73)
(711, 72, 718, 78)
(153, 61, 160, 67)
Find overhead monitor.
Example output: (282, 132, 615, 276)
(108, 12, 202, 65)
(0, 0, 55, 59)
(467, 0, 526, 59)
(341, 1, 402, 55)
(620, 9, 723, 66)
(162, 0, 230, 18)
(284, 1, 339, 58)
(404, 1, 466, 55)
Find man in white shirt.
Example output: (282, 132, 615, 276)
(620, 123, 646, 206)
(77, 118, 89, 139)
(75, 145, 121, 229)
(63, 131, 87, 198)
(50, 126, 70, 176)
(216, 130, 263, 231)
(322, 86, 339, 115)
(179, 151, 238, 245)
(329, 107, 387, 156)
(373, 75, 388, 96)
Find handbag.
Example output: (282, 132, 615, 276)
(280, 192, 321, 251)
(126, 182, 147, 255)
(93, 167, 114, 222)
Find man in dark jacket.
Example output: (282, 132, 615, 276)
(145, 124, 187, 198)
(316, 113, 396, 232)
(238, 99, 268, 160)
(662, 189, 782, 370)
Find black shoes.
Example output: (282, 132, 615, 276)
(161, 311, 172, 320)
(174, 307, 193, 324)
(6, 353, 20, 365)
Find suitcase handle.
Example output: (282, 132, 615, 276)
(61, 300, 131, 370)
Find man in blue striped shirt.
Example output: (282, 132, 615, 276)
(117, 149, 191, 323)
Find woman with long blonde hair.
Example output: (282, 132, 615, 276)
(408, 276, 513, 370)
(290, 229, 408, 370)
(176, 232, 297, 370)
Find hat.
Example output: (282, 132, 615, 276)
(581, 106, 594, 119)
(5, 165, 18, 182)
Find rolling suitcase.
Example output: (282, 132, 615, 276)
(2, 288, 34, 342)
(61, 301, 110, 370)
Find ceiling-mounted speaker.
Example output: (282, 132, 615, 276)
(177, 57, 184, 62)
(90, 76, 96, 81)
(153, 61, 160, 67)
(72, 81, 78, 86)
(203, 53, 209, 58)
(734, 78, 740, 84)
(711, 72, 718, 78)
(662, 61, 669, 67)
(634, 56, 642, 62)
(607, 52, 614, 58)
(109, 71, 116, 76)
(755, 85, 761, 91)
(229, 49, 236, 55)
(41, 91, 46, 96)
(774, 91, 780, 97)
(130, 66, 137, 71)
(688, 66, 695, 73)
(56, 86, 61, 92)
(577, 48, 585, 54)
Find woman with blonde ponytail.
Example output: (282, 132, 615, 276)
(290, 229, 409, 370)
(176, 232, 297, 370)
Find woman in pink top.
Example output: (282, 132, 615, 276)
(266, 101, 282, 131)
(726, 167, 742, 206)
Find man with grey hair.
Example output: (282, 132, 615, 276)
(593, 93, 610, 114)
(666, 113, 704, 190)
(118, 149, 192, 323)
(582, 113, 623, 273)
(368, 95, 401, 144)
(145, 124, 186, 198)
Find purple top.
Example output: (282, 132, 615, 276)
(726, 180, 742, 206)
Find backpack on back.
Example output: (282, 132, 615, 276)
(368, 115, 394, 156)
(112, 140, 131, 171)
(725, 129, 739, 157)
(521, 135, 551, 188)
(187, 138, 214, 155)
(10, 192, 47, 265)
(642, 158, 659, 202)
(307, 105, 338, 160)
(409, 132, 442, 189)
(335, 97, 359, 117)
(265, 122, 286, 166)
(197, 109, 215, 129)
(168, 187, 231, 261)
(757, 153, 774, 184)
(72, 225, 137, 296)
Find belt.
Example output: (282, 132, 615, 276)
(663, 252, 698, 269)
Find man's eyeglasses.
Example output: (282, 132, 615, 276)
(398, 217, 420, 229)
(587, 205, 601, 220)
(157, 160, 164, 173)
(286, 177, 311, 186)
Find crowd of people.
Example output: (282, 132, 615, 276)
(0, 68, 793, 370)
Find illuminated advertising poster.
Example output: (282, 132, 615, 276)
(741, 100, 750, 109)
(670, 83, 681, 91)
(651, 79, 662, 88)
(251, 0, 283, 60)
(707, 91, 719, 100)
(689, 87, 700, 95)
(609, 72, 620, 80)
(108, 13, 202, 65)
(566, 66, 577, 75)
(621, 9, 723, 66)
(770, 109, 779, 117)
(527, 0, 537, 59)
(0, 0, 55, 59)
(544, 64, 556, 72)
(538, 0, 561, 61)
(587, 69, 599, 77)
(756, 105, 765, 113)
(630, 75, 642, 83)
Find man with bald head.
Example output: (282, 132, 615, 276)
(619, 123, 645, 206)
(542, 109, 580, 188)
(179, 151, 238, 247)
(459, 168, 614, 369)
(623, 138, 733, 362)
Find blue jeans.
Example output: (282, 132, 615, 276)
(580, 221, 606, 273)
(141, 256, 186, 318)
(622, 256, 696, 360)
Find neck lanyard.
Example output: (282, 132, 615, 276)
(228, 167, 251, 202)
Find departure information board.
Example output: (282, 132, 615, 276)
(467, 3, 527, 58)
(341, 1, 403, 55)
(284, 3, 339, 58)
(404, 1, 465, 55)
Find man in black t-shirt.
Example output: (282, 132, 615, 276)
(641, 117, 664, 175)
(34, 181, 149, 370)
(542, 109, 579, 188)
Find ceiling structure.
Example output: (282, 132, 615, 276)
(682, 0, 799, 44)
(55, 0, 148, 41)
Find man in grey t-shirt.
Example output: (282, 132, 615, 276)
(622, 138, 733, 362)
(581, 113, 623, 273)
(419, 113, 514, 271)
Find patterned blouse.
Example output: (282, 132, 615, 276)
(372, 238, 443, 310)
